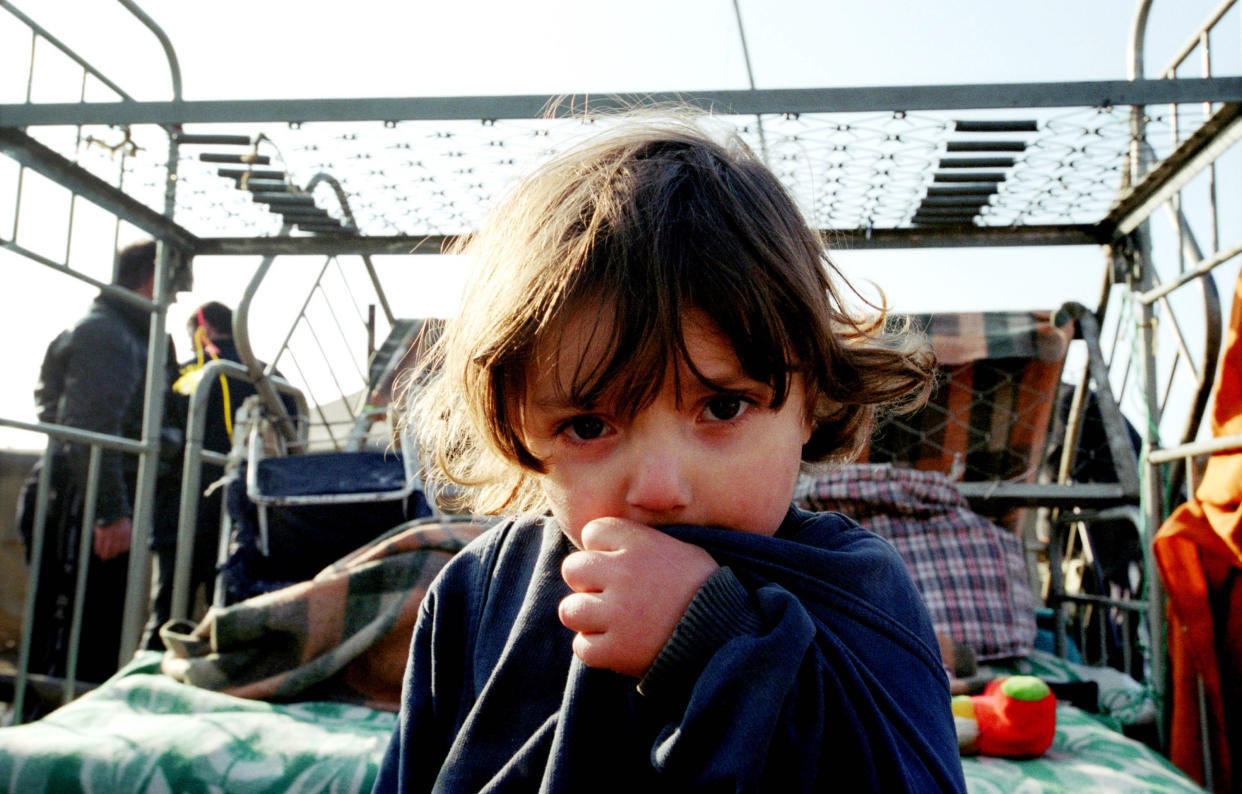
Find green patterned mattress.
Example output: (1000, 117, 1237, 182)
(0, 652, 1204, 793)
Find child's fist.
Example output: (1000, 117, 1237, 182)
(559, 518, 718, 678)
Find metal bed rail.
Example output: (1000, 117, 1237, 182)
(1119, 0, 1241, 775)
(0, 416, 144, 721)
(171, 357, 307, 625)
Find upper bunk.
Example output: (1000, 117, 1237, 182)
(2, 17, 1239, 256)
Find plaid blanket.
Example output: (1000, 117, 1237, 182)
(914, 310, 1073, 367)
(866, 309, 1074, 486)
(160, 519, 486, 711)
(796, 464, 1037, 661)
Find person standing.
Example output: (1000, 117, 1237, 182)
(20, 239, 182, 685)
(142, 301, 274, 647)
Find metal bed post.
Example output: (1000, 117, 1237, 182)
(113, 0, 188, 667)
(1125, 0, 1175, 753)
(169, 359, 307, 624)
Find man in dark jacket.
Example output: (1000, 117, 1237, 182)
(21, 239, 181, 684)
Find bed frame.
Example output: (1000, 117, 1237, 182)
(2, 0, 1240, 786)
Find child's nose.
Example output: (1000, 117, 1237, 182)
(624, 445, 691, 516)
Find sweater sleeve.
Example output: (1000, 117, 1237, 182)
(632, 529, 967, 793)
(373, 552, 477, 794)
(638, 567, 761, 700)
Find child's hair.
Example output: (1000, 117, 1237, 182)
(403, 111, 934, 516)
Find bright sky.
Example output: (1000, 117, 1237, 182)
(2, 0, 1238, 449)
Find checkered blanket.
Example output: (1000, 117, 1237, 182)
(796, 464, 1037, 661)
(159, 519, 486, 711)
(866, 309, 1075, 486)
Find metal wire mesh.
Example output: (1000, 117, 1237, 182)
(13, 101, 1213, 241)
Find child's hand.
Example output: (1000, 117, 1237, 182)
(559, 517, 719, 678)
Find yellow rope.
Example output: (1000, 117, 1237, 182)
(193, 326, 234, 439)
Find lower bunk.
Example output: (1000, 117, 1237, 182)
(0, 458, 1201, 792)
(0, 651, 1201, 793)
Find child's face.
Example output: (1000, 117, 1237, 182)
(522, 308, 812, 546)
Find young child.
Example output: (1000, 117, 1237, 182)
(373, 114, 967, 793)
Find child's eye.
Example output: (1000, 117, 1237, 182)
(702, 395, 751, 422)
(563, 415, 611, 441)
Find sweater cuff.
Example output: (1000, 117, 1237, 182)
(637, 566, 762, 700)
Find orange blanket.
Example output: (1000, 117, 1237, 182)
(1153, 267, 1242, 792)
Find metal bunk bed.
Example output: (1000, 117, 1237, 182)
(0, 0, 1239, 789)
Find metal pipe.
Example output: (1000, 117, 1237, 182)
(0, 128, 201, 252)
(933, 172, 1007, 182)
(1056, 373, 1091, 485)
(234, 243, 300, 444)
(954, 120, 1039, 132)
(170, 358, 305, 622)
(115, 0, 182, 100)
(1111, 103, 1242, 239)
(1147, 432, 1242, 463)
(11, 443, 56, 723)
(118, 243, 182, 664)
(0, 417, 148, 452)
(5, 78, 1242, 127)
(1067, 304, 1144, 495)
(199, 153, 272, 165)
(731, 0, 768, 163)
(1126, 1, 1171, 749)
(1, 239, 161, 312)
(173, 133, 252, 146)
(63, 446, 102, 700)
(308, 172, 396, 326)
(269, 260, 331, 377)
(936, 157, 1016, 168)
(0, 1, 136, 100)
(1160, 0, 1236, 76)
(944, 141, 1027, 152)
(1138, 236, 1242, 305)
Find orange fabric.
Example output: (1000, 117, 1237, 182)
(1153, 267, 1242, 792)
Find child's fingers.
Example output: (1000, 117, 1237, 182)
(570, 631, 609, 671)
(558, 591, 607, 634)
(561, 548, 611, 592)
(579, 517, 647, 551)
(570, 629, 648, 679)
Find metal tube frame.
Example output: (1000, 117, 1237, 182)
(171, 358, 307, 623)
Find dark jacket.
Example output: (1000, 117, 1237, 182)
(373, 507, 967, 793)
(34, 291, 179, 525)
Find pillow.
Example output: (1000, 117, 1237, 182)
(795, 464, 1036, 661)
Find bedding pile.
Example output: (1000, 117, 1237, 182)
(160, 518, 485, 710)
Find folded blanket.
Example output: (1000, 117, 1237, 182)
(160, 518, 485, 711)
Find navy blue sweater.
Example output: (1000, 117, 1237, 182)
(373, 507, 966, 793)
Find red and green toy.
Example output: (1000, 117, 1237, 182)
(951, 675, 1057, 757)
